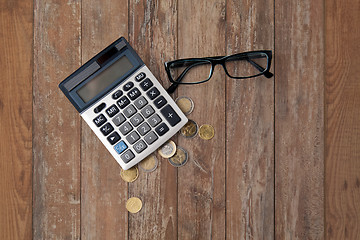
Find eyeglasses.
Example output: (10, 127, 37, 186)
(164, 50, 273, 93)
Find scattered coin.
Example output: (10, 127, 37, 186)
(158, 140, 177, 158)
(138, 154, 158, 173)
(120, 166, 139, 183)
(168, 147, 188, 167)
(180, 119, 198, 138)
(126, 197, 143, 213)
(175, 96, 194, 115)
(199, 124, 215, 140)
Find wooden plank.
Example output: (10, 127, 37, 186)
(225, 0, 274, 239)
(325, 0, 360, 238)
(128, 1, 178, 239)
(0, 0, 33, 239)
(80, 1, 129, 239)
(177, 1, 226, 239)
(274, 0, 324, 239)
(33, 1, 81, 238)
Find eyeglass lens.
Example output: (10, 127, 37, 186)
(168, 60, 212, 84)
(224, 52, 268, 78)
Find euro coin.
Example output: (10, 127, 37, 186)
(168, 147, 188, 167)
(158, 140, 177, 158)
(139, 154, 158, 173)
(180, 119, 198, 138)
(120, 166, 139, 183)
(126, 197, 143, 213)
(175, 96, 194, 115)
(199, 124, 215, 140)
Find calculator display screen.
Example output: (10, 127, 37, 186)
(77, 56, 134, 103)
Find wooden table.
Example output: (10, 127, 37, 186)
(1, 0, 359, 239)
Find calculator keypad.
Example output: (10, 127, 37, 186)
(85, 69, 187, 170)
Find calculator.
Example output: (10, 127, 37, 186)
(59, 37, 188, 170)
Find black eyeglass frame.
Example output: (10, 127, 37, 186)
(164, 50, 273, 93)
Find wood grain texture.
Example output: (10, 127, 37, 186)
(275, 0, 324, 239)
(128, 1, 178, 239)
(225, 0, 274, 239)
(0, 0, 33, 239)
(33, 0, 81, 239)
(325, 0, 360, 239)
(177, 1, 226, 239)
(80, 1, 129, 239)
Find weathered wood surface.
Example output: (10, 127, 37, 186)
(225, 0, 274, 239)
(1, 0, 360, 239)
(274, 0, 325, 239)
(33, 1, 81, 239)
(325, 0, 360, 239)
(0, 0, 33, 239)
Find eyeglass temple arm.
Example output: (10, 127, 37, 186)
(246, 58, 273, 78)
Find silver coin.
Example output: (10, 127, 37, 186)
(168, 147, 188, 167)
(175, 96, 194, 116)
(180, 119, 198, 138)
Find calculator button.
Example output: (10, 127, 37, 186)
(94, 103, 106, 113)
(137, 122, 151, 136)
(126, 131, 140, 144)
(154, 96, 167, 109)
(133, 140, 147, 153)
(155, 123, 169, 136)
(141, 105, 155, 118)
(140, 78, 153, 91)
(112, 90, 123, 99)
(135, 72, 146, 82)
(123, 104, 137, 118)
(112, 113, 126, 126)
(130, 113, 144, 127)
(127, 87, 141, 100)
(93, 114, 107, 127)
(117, 96, 130, 109)
(148, 114, 162, 127)
(121, 149, 135, 163)
(144, 131, 158, 145)
(147, 87, 160, 100)
(100, 122, 114, 136)
(123, 82, 134, 91)
(160, 104, 181, 127)
(133, 96, 148, 110)
(119, 122, 133, 135)
(106, 104, 119, 117)
(107, 132, 120, 145)
(114, 140, 128, 154)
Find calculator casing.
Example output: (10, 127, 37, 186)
(59, 37, 188, 170)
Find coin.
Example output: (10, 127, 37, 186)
(120, 166, 139, 183)
(175, 96, 194, 115)
(199, 124, 215, 140)
(180, 119, 198, 138)
(138, 154, 158, 172)
(168, 147, 188, 167)
(126, 197, 143, 213)
(158, 140, 177, 158)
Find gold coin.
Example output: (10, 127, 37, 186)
(158, 140, 177, 158)
(199, 124, 215, 140)
(120, 166, 139, 183)
(126, 197, 143, 213)
(168, 147, 188, 167)
(180, 119, 198, 138)
(175, 96, 194, 115)
(139, 154, 158, 172)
